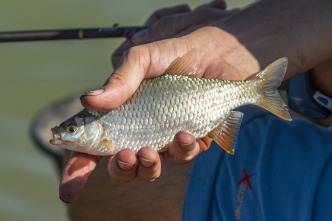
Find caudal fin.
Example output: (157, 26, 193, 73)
(249, 58, 292, 121)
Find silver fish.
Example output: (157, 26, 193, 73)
(50, 55, 291, 155)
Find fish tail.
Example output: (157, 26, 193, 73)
(251, 57, 292, 121)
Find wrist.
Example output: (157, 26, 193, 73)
(310, 61, 332, 98)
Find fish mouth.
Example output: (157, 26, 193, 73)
(49, 126, 63, 145)
(49, 126, 80, 148)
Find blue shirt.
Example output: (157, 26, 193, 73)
(183, 106, 332, 221)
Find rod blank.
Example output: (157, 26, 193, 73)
(0, 26, 147, 42)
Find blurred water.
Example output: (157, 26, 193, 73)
(0, 0, 252, 220)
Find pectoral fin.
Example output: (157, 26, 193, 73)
(101, 137, 115, 150)
(208, 111, 243, 155)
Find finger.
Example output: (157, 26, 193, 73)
(108, 148, 138, 182)
(197, 136, 213, 152)
(132, 2, 229, 45)
(131, 13, 190, 45)
(136, 146, 162, 181)
(59, 152, 102, 203)
(145, 4, 191, 26)
(207, 0, 227, 9)
(195, 0, 226, 10)
(175, 8, 240, 38)
(81, 45, 150, 111)
(131, 5, 196, 46)
(168, 131, 213, 163)
(167, 131, 199, 163)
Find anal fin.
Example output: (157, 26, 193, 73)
(208, 111, 243, 155)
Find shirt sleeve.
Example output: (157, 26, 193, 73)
(311, 153, 332, 220)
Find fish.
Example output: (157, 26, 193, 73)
(49, 54, 291, 156)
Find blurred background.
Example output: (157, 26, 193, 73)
(0, 0, 253, 220)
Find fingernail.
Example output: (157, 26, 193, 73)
(117, 160, 133, 170)
(179, 141, 194, 150)
(59, 194, 71, 204)
(139, 157, 155, 168)
(178, 131, 195, 150)
(132, 29, 148, 43)
(84, 88, 104, 96)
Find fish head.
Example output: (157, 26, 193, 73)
(49, 110, 102, 153)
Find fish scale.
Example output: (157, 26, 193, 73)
(50, 57, 291, 156)
(87, 74, 259, 153)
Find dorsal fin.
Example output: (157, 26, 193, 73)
(165, 50, 199, 76)
(208, 111, 243, 155)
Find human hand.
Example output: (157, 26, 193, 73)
(112, 0, 236, 67)
(59, 1, 262, 203)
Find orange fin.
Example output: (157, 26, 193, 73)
(165, 50, 199, 76)
(208, 111, 243, 155)
(249, 58, 292, 121)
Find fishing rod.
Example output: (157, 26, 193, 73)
(0, 25, 147, 42)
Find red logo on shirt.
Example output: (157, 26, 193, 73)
(236, 168, 254, 190)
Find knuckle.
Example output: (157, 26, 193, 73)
(137, 170, 160, 181)
(108, 71, 126, 85)
(137, 163, 161, 181)
(172, 150, 195, 163)
(109, 169, 136, 183)
(111, 176, 133, 183)
(108, 156, 137, 183)
(151, 8, 167, 18)
(152, 4, 190, 19)
(126, 46, 150, 68)
(158, 15, 177, 27)
(171, 139, 200, 163)
(173, 155, 194, 163)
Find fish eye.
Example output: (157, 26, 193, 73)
(66, 124, 78, 133)
(81, 112, 90, 118)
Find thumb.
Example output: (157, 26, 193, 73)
(81, 39, 188, 111)
(81, 46, 149, 111)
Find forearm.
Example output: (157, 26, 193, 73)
(212, 0, 332, 79)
